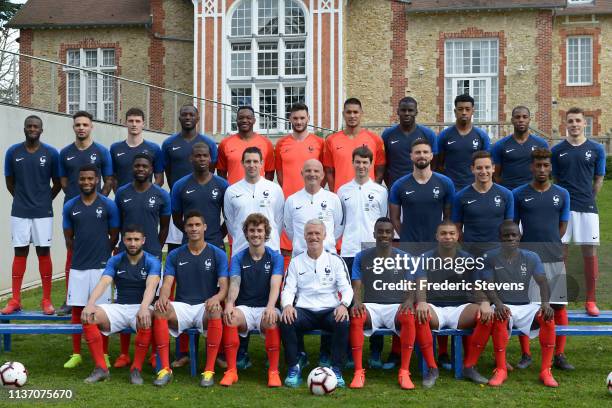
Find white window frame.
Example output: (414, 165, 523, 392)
(566, 36, 593, 86)
(64, 48, 117, 122)
(443, 39, 499, 124)
(568, 0, 594, 4)
(226, 0, 309, 133)
(584, 116, 594, 137)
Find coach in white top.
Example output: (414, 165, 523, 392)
(284, 159, 343, 255)
(280, 219, 353, 387)
(337, 146, 388, 266)
(224, 146, 284, 254)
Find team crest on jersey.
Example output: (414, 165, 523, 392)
(95, 207, 104, 218)
(472, 138, 479, 150)
(494, 195, 501, 207)
(148, 196, 156, 207)
(263, 190, 270, 198)
(140, 268, 147, 278)
(204, 258, 213, 270)
(324, 265, 331, 275)
(585, 150, 592, 161)
(211, 188, 219, 199)
(308, 145, 315, 152)
(90, 153, 97, 163)
(264, 261, 271, 273)
(321, 201, 328, 210)
(433, 186, 440, 199)
(520, 262, 527, 277)
(553, 195, 560, 206)
(39, 156, 47, 166)
(368, 193, 375, 201)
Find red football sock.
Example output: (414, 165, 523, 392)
(283, 255, 291, 272)
(554, 307, 568, 355)
(397, 311, 415, 371)
(153, 318, 170, 370)
(222, 325, 240, 370)
(492, 319, 509, 371)
(464, 319, 491, 367)
(265, 327, 281, 372)
(71, 306, 83, 354)
(536, 314, 555, 371)
(64, 249, 72, 289)
(204, 318, 223, 372)
(11, 256, 27, 302)
(37, 255, 53, 301)
(462, 335, 471, 354)
(349, 313, 366, 371)
(120, 333, 131, 355)
(131, 327, 152, 371)
(415, 317, 437, 369)
(83, 324, 107, 370)
(519, 335, 531, 356)
(179, 333, 189, 354)
(583, 255, 598, 302)
(391, 334, 401, 355)
(102, 334, 109, 354)
(437, 335, 449, 356)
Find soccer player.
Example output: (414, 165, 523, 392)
(152, 210, 229, 387)
(224, 147, 284, 254)
(382, 97, 437, 187)
(491, 106, 548, 190)
(479, 221, 558, 387)
(2, 116, 61, 315)
(217, 106, 275, 184)
(413, 221, 492, 387)
(284, 159, 343, 255)
(59, 111, 113, 316)
(389, 138, 455, 246)
(452, 151, 513, 256)
(323, 98, 385, 192)
(280, 219, 353, 387)
(110, 107, 164, 190)
(62, 164, 120, 369)
(275, 103, 324, 261)
(80, 225, 161, 384)
(513, 148, 572, 370)
(437, 94, 491, 190)
(221, 213, 284, 387)
(162, 104, 218, 251)
(349, 217, 416, 389)
(171, 142, 229, 250)
(551, 107, 605, 316)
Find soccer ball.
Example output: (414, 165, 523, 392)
(607, 372, 612, 395)
(0, 362, 27, 387)
(307, 367, 337, 395)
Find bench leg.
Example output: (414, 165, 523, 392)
(189, 332, 198, 377)
(3, 334, 10, 352)
(452, 335, 463, 379)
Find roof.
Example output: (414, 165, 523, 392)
(7, 0, 151, 29)
(557, 0, 612, 16)
(405, 0, 566, 13)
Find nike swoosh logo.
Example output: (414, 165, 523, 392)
(467, 200, 476, 204)
(172, 147, 181, 151)
(123, 198, 132, 202)
(242, 265, 252, 269)
(505, 149, 515, 153)
(592, 236, 598, 240)
(186, 189, 195, 194)
(343, 197, 350, 201)
(15, 158, 24, 162)
(390, 140, 399, 144)
(72, 211, 81, 215)
(336, 146, 343, 150)
(494, 266, 504, 270)
(234, 194, 243, 198)
(447, 141, 456, 145)
(298, 271, 306, 275)
(560, 153, 568, 157)
(178, 261, 189, 266)
(295, 205, 303, 210)
(229, 149, 237, 153)
(117, 270, 126, 274)
(116, 152, 125, 156)
(524, 198, 534, 202)
(67, 156, 75, 161)
(405, 191, 415, 195)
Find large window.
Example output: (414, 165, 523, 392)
(567, 36, 593, 86)
(227, 0, 307, 132)
(65, 48, 117, 122)
(444, 39, 498, 124)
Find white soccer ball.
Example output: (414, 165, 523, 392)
(607, 372, 612, 395)
(307, 366, 337, 395)
(0, 362, 28, 387)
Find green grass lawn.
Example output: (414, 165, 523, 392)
(1, 188, 612, 407)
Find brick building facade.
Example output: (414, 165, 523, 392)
(8, 0, 612, 138)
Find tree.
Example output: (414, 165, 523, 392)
(0, 1, 22, 103)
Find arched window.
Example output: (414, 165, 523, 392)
(227, 0, 307, 132)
